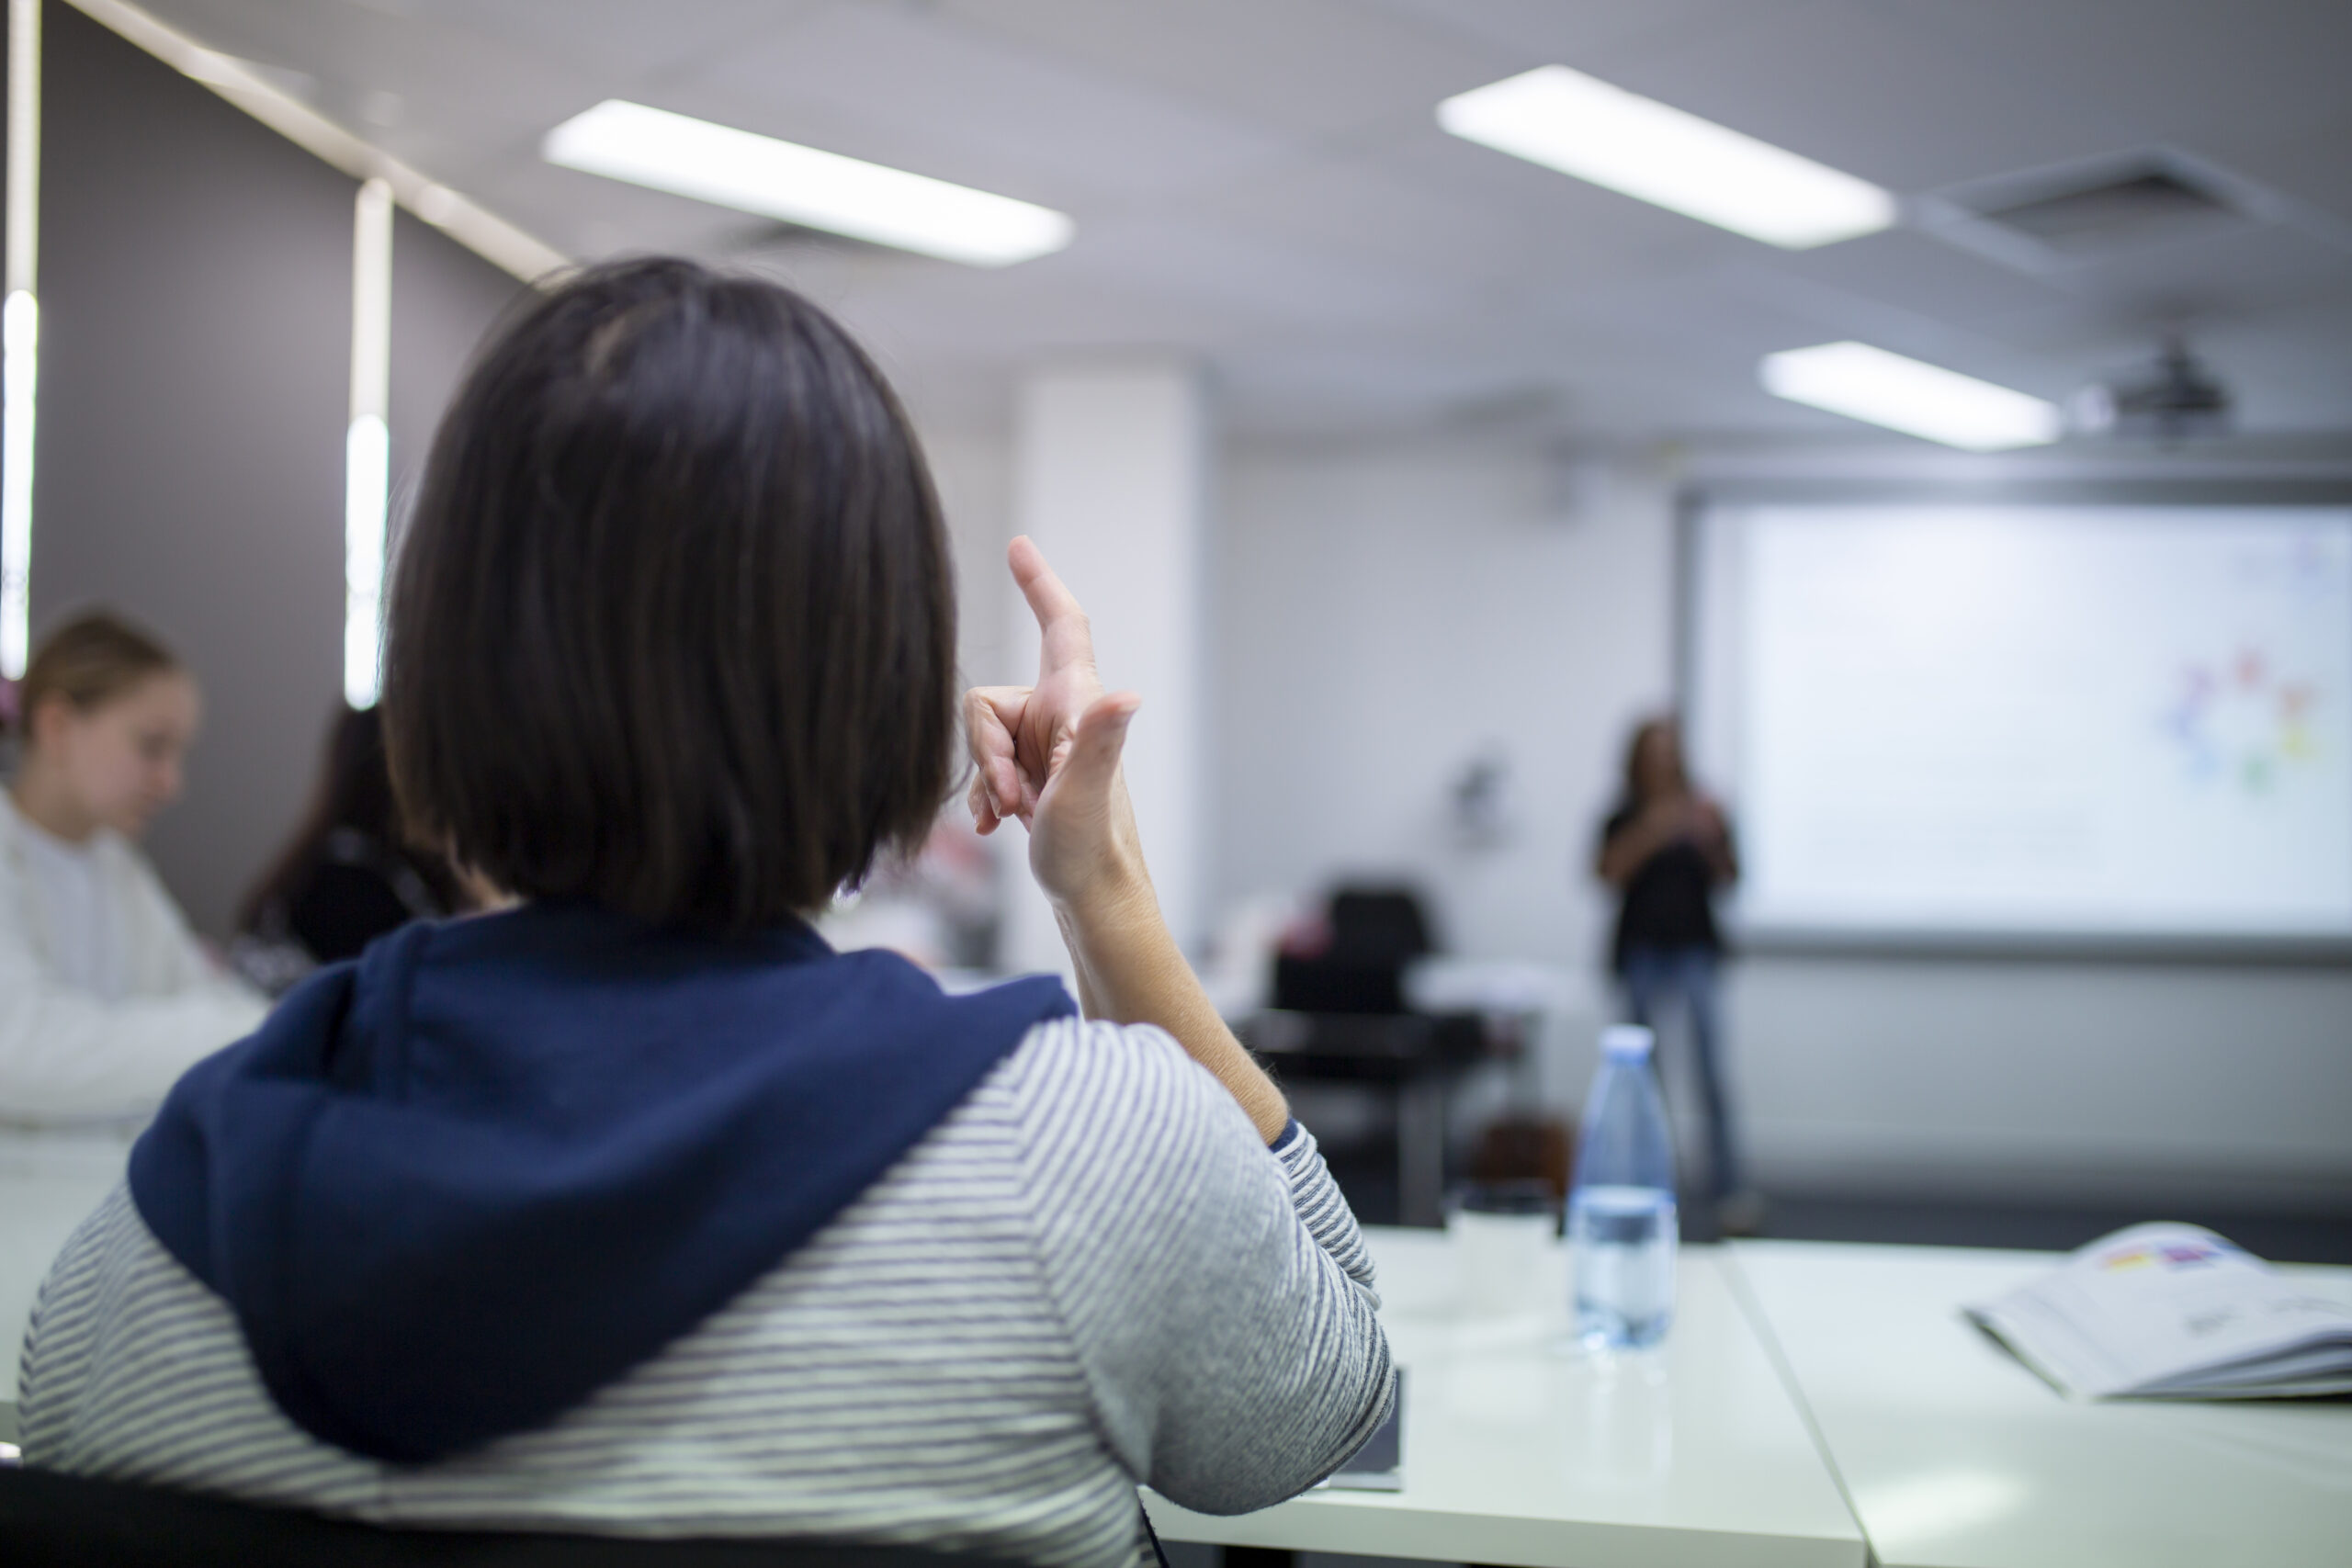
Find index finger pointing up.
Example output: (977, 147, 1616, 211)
(1009, 536, 1095, 674)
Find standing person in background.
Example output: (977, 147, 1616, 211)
(1596, 716, 1763, 1235)
(0, 611, 267, 1122)
(232, 705, 463, 996)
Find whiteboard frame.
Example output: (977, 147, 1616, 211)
(1676, 477, 2352, 964)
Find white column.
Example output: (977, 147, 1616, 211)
(998, 361, 1211, 977)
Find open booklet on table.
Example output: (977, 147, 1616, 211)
(1966, 1223, 2352, 1400)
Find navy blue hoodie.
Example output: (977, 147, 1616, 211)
(129, 900, 1072, 1464)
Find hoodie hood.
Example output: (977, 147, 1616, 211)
(130, 899, 1072, 1464)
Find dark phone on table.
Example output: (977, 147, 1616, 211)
(1319, 1368, 1403, 1492)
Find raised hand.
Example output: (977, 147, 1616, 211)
(963, 539, 1289, 1141)
(965, 537, 1148, 912)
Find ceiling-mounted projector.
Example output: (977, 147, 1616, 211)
(2069, 338, 2233, 444)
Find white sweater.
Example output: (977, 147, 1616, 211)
(20, 1017, 1395, 1567)
(0, 792, 266, 1123)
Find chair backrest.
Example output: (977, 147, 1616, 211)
(1325, 887, 1435, 964)
(0, 1461, 1020, 1568)
(1270, 952, 1404, 1015)
(1267, 886, 1437, 1016)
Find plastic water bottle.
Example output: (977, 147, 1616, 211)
(1569, 1025, 1678, 1350)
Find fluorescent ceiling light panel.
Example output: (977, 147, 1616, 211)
(1760, 341, 2062, 450)
(544, 100, 1072, 267)
(1437, 65, 1895, 249)
(0, 291, 35, 680)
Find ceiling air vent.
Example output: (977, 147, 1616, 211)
(1974, 167, 2239, 253)
(1918, 150, 2271, 272)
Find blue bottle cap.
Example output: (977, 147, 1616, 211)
(1600, 1024, 1656, 1058)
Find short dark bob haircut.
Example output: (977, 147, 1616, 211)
(383, 257, 956, 931)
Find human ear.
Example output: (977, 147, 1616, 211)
(27, 694, 80, 753)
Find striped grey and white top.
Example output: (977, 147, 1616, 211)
(17, 1017, 1394, 1567)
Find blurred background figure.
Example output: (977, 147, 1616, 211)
(1596, 716, 1758, 1235)
(232, 705, 464, 996)
(0, 611, 266, 1122)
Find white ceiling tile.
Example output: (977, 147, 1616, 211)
(2210, 109, 2352, 231)
(1038, 214, 1453, 341)
(1185, 153, 1529, 295)
(932, 0, 1509, 139)
(2039, 221, 2352, 325)
(139, 0, 593, 118)
(1900, 0, 2352, 152)
(1361, 0, 1781, 73)
(1763, 230, 2071, 332)
(398, 0, 822, 78)
(1374, 123, 1775, 292)
(1591, 0, 2130, 192)
(683, 3, 1298, 210)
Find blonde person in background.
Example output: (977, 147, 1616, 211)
(0, 611, 267, 1122)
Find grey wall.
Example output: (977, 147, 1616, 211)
(14, 8, 526, 937)
(1731, 951, 2352, 1210)
(1214, 437, 1668, 972)
(33, 3, 347, 940)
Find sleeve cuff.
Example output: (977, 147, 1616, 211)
(1268, 1117, 1304, 1156)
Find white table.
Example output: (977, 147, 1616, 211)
(1730, 1240, 2352, 1568)
(0, 1124, 138, 1399)
(1146, 1226, 1866, 1568)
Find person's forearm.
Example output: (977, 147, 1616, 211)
(1053, 908, 1109, 1021)
(1054, 876, 1291, 1145)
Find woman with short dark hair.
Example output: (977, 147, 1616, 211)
(20, 259, 1391, 1567)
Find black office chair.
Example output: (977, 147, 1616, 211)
(0, 1461, 1023, 1568)
(1326, 888, 1434, 964)
(1271, 886, 1434, 1015)
(1254, 886, 1485, 1226)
